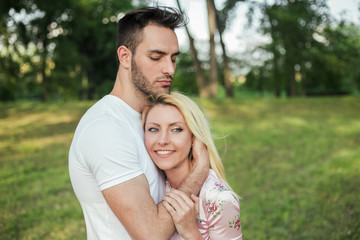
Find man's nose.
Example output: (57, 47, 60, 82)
(162, 58, 175, 77)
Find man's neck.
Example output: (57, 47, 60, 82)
(110, 72, 146, 113)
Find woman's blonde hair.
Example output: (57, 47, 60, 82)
(142, 92, 227, 182)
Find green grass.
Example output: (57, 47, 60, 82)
(1, 97, 359, 239)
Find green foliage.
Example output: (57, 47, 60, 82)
(1, 0, 360, 100)
(320, 22, 360, 92)
(61, 0, 134, 99)
(0, 0, 135, 101)
(172, 51, 199, 96)
(1, 97, 359, 239)
(245, 0, 360, 97)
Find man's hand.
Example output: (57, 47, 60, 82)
(192, 137, 210, 170)
(178, 137, 209, 197)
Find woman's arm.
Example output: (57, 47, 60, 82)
(207, 191, 243, 240)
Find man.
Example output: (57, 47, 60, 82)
(69, 6, 209, 240)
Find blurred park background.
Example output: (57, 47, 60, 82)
(1, 0, 360, 239)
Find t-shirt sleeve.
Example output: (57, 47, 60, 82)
(76, 117, 143, 191)
(206, 190, 243, 240)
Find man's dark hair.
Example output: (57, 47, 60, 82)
(116, 6, 186, 65)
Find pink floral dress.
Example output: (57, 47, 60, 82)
(168, 169, 243, 240)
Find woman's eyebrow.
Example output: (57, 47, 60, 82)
(146, 122, 186, 127)
(169, 122, 186, 126)
(145, 122, 160, 126)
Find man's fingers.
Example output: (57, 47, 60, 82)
(192, 137, 210, 170)
(191, 194, 200, 215)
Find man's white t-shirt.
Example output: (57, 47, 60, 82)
(69, 95, 165, 240)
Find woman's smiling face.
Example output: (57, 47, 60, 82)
(144, 104, 193, 172)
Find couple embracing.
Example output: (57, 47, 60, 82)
(69, 6, 243, 240)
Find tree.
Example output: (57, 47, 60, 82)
(0, 0, 135, 101)
(258, 0, 330, 97)
(176, 0, 213, 98)
(0, 0, 38, 101)
(206, 0, 219, 98)
(304, 21, 360, 94)
(176, 0, 240, 98)
(217, 0, 245, 97)
(172, 51, 199, 95)
(56, 0, 134, 100)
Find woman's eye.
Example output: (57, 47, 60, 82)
(172, 127, 183, 132)
(148, 127, 158, 132)
(150, 57, 160, 61)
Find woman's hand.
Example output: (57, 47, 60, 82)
(163, 189, 202, 240)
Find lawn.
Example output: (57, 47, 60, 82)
(0, 97, 359, 239)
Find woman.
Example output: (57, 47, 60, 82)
(142, 92, 243, 240)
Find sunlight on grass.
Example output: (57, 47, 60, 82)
(334, 120, 360, 135)
(1, 112, 74, 128)
(282, 116, 308, 127)
(1, 98, 359, 239)
(252, 120, 276, 131)
(20, 133, 72, 152)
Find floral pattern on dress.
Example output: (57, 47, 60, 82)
(206, 199, 225, 218)
(199, 170, 243, 239)
(228, 214, 241, 230)
(169, 169, 243, 240)
(212, 181, 232, 192)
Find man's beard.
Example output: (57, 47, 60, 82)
(131, 58, 171, 96)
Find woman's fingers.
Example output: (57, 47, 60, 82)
(166, 189, 195, 207)
(163, 194, 183, 215)
(163, 190, 202, 239)
(162, 200, 176, 215)
(162, 189, 198, 221)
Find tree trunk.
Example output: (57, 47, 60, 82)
(273, 49, 281, 97)
(283, 42, 296, 97)
(219, 31, 233, 98)
(215, 8, 233, 98)
(86, 67, 96, 100)
(40, 37, 48, 102)
(286, 62, 296, 97)
(300, 67, 307, 96)
(175, 0, 209, 98)
(289, 65, 296, 97)
(207, 0, 219, 98)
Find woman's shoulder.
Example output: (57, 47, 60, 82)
(200, 170, 239, 204)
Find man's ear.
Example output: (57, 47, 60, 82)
(117, 46, 131, 68)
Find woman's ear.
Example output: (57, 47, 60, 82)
(117, 46, 131, 69)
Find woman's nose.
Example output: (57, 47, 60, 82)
(158, 131, 169, 145)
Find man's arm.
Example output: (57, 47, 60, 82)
(178, 137, 210, 196)
(103, 174, 175, 240)
(102, 138, 209, 240)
